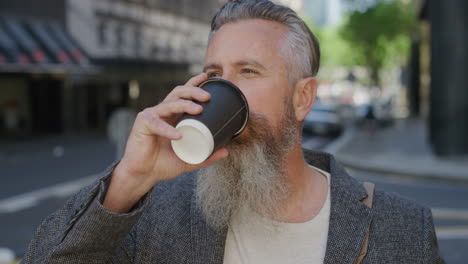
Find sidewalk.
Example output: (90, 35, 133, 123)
(325, 118, 468, 183)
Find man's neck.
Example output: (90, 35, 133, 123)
(275, 143, 329, 223)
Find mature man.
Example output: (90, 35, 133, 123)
(23, 0, 443, 263)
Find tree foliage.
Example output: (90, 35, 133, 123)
(339, 0, 417, 86)
(304, 17, 360, 68)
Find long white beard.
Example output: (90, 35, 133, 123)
(195, 100, 298, 229)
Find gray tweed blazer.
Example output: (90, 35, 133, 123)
(22, 151, 444, 263)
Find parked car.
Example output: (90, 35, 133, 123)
(303, 101, 344, 137)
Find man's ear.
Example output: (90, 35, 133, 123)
(292, 77, 317, 122)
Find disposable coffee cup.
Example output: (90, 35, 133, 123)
(171, 78, 249, 164)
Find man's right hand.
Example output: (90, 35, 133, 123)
(103, 73, 229, 213)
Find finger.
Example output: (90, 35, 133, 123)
(165, 86, 211, 102)
(155, 99, 203, 118)
(140, 111, 182, 140)
(185, 72, 208, 87)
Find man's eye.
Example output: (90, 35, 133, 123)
(207, 72, 220, 78)
(242, 68, 258, 74)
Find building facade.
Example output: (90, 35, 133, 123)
(0, 0, 220, 137)
(68, 0, 215, 73)
(410, 0, 468, 156)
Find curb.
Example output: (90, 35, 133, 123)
(336, 154, 468, 185)
(323, 129, 468, 185)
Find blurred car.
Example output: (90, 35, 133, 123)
(303, 101, 344, 137)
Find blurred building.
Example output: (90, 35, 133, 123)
(0, 0, 91, 136)
(273, 0, 303, 13)
(0, 0, 220, 137)
(304, 0, 343, 27)
(410, 0, 468, 156)
(274, 0, 344, 27)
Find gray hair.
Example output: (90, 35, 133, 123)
(209, 0, 321, 80)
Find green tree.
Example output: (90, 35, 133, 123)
(340, 0, 416, 87)
(303, 17, 358, 68)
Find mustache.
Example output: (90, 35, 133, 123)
(230, 111, 273, 146)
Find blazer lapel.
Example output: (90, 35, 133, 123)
(190, 185, 228, 264)
(304, 150, 373, 264)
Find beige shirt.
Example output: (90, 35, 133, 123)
(223, 166, 331, 264)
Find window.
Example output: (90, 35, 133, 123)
(98, 20, 107, 46)
(134, 26, 141, 56)
(115, 23, 124, 51)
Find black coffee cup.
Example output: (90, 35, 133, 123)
(171, 78, 249, 164)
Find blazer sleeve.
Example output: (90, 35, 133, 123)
(21, 163, 152, 264)
(422, 208, 446, 264)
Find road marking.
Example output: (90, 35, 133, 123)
(431, 208, 468, 240)
(436, 226, 468, 240)
(0, 174, 99, 213)
(432, 208, 468, 221)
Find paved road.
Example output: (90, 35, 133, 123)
(0, 135, 115, 199)
(349, 168, 468, 264)
(0, 135, 115, 257)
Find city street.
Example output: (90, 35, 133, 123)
(1, 133, 467, 263)
(0, 0, 467, 262)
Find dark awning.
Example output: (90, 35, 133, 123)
(47, 22, 90, 66)
(0, 16, 95, 74)
(1, 17, 50, 64)
(0, 52, 7, 65)
(27, 21, 72, 65)
(0, 22, 30, 64)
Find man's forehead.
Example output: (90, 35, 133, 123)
(205, 19, 289, 66)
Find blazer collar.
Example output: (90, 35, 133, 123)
(304, 150, 374, 264)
